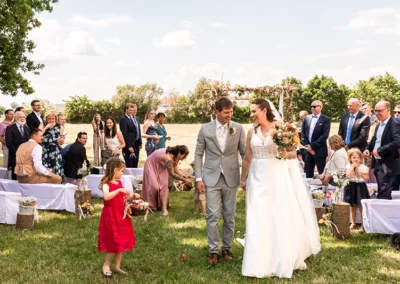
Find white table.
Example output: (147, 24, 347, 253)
(0, 179, 76, 213)
(86, 175, 137, 198)
(0, 191, 21, 224)
(362, 199, 400, 234)
(0, 168, 11, 179)
(93, 167, 143, 177)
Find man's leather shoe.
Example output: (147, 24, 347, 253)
(209, 253, 219, 265)
(222, 249, 233, 260)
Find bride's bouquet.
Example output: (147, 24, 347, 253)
(271, 122, 300, 159)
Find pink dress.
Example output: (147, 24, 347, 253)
(141, 148, 169, 210)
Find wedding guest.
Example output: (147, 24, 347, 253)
(391, 109, 400, 191)
(361, 102, 376, 123)
(364, 101, 400, 200)
(5, 111, 30, 180)
(98, 158, 136, 276)
(120, 103, 142, 168)
(338, 98, 370, 151)
(301, 100, 331, 178)
(344, 148, 370, 233)
(15, 106, 25, 113)
(57, 113, 67, 126)
(156, 113, 171, 150)
(104, 117, 126, 162)
(57, 113, 67, 148)
(142, 108, 160, 157)
(15, 128, 62, 184)
(296, 110, 308, 132)
(141, 145, 191, 216)
(0, 109, 14, 167)
(65, 132, 91, 183)
(26, 100, 44, 132)
(41, 111, 64, 179)
(319, 135, 347, 186)
(394, 104, 400, 118)
(92, 113, 105, 166)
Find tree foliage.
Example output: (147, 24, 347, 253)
(111, 83, 163, 119)
(351, 72, 400, 108)
(0, 0, 58, 96)
(0, 105, 6, 115)
(64, 95, 94, 123)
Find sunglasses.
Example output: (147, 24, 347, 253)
(311, 105, 321, 109)
(374, 108, 388, 113)
(78, 131, 87, 135)
(394, 111, 400, 114)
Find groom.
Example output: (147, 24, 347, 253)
(194, 97, 246, 265)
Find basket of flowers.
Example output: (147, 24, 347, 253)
(311, 190, 325, 208)
(127, 193, 149, 216)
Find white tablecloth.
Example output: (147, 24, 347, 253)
(362, 199, 400, 234)
(0, 168, 11, 179)
(0, 191, 21, 224)
(0, 179, 75, 213)
(86, 175, 136, 198)
(93, 167, 143, 177)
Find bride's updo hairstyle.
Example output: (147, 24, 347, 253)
(253, 99, 275, 133)
(166, 145, 189, 160)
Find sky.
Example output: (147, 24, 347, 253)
(2, 0, 400, 108)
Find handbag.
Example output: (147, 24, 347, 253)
(101, 149, 114, 166)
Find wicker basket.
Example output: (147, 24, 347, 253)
(130, 207, 148, 216)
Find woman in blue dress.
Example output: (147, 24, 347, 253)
(142, 108, 160, 156)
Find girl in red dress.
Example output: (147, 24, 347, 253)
(98, 158, 136, 276)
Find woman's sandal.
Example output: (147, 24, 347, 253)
(102, 266, 112, 277)
(115, 268, 128, 275)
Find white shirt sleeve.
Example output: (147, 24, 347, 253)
(31, 145, 49, 176)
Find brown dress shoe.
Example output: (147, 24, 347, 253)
(222, 249, 233, 260)
(209, 253, 219, 265)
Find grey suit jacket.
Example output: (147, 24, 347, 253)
(194, 120, 246, 188)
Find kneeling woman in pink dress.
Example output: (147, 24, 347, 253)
(142, 145, 192, 216)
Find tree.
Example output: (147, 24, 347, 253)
(188, 77, 213, 119)
(111, 83, 163, 119)
(0, 0, 58, 96)
(351, 72, 400, 108)
(0, 105, 6, 115)
(303, 75, 350, 121)
(64, 95, 94, 123)
(10, 102, 20, 110)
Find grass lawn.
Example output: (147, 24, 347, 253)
(0, 190, 399, 283)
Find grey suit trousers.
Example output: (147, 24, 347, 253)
(206, 174, 238, 254)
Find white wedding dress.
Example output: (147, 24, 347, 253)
(242, 131, 320, 279)
(105, 135, 125, 162)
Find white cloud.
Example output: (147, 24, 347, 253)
(105, 38, 121, 46)
(353, 40, 375, 46)
(236, 66, 246, 74)
(217, 38, 229, 45)
(181, 20, 194, 29)
(153, 30, 197, 48)
(300, 47, 369, 62)
(337, 8, 400, 35)
(211, 22, 230, 28)
(64, 31, 107, 56)
(278, 43, 291, 49)
(68, 15, 132, 28)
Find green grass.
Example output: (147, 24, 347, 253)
(1, 190, 399, 284)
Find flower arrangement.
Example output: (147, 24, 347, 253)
(79, 200, 94, 219)
(77, 162, 91, 179)
(19, 196, 37, 207)
(271, 122, 300, 159)
(331, 171, 349, 203)
(134, 175, 143, 185)
(125, 193, 149, 216)
(311, 190, 325, 200)
(229, 126, 236, 136)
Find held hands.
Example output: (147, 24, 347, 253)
(372, 149, 379, 157)
(363, 150, 370, 159)
(183, 177, 192, 185)
(241, 180, 247, 191)
(306, 145, 315, 155)
(196, 181, 206, 194)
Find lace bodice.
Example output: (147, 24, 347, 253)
(105, 135, 121, 150)
(251, 131, 278, 159)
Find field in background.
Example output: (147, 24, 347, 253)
(0, 123, 339, 168)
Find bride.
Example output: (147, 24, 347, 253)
(241, 98, 321, 279)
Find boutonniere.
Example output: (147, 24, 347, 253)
(229, 126, 237, 136)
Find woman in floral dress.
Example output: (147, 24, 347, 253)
(142, 108, 160, 157)
(41, 111, 65, 179)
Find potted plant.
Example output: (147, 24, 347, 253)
(311, 190, 325, 208)
(18, 196, 37, 214)
(74, 163, 92, 219)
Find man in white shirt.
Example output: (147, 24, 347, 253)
(15, 128, 62, 184)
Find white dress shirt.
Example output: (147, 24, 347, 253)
(34, 111, 43, 123)
(216, 119, 228, 152)
(30, 140, 49, 176)
(308, 114, 320, 142)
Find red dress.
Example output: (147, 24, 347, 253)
(98, 180, 136, 253)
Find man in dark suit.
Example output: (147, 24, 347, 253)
(5, 111, 30, 180)
(391, 110, 400, 192)
(120, 103, 142, 168)
(361, 102, 376, 123)
(338, 98, 371, 151)
(364, 101, 400, 200)
(26, 99, 44, 132)
(301, 100, 331, 178)
(65, 132, 91, 183)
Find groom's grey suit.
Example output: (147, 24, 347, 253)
(194, 120, 246, 254)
